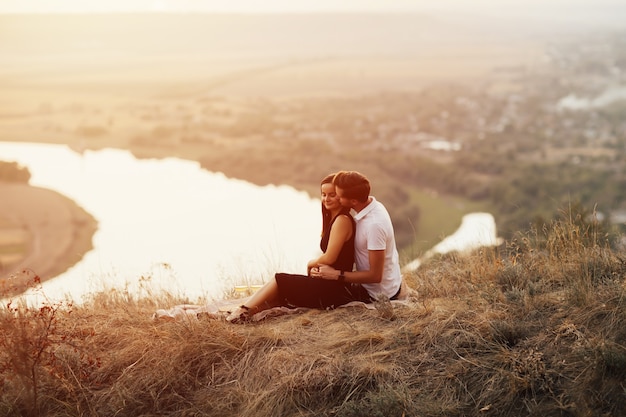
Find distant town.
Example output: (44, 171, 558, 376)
(175, 30, 626, 247)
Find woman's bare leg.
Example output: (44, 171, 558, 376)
(243, 278, 282, 314)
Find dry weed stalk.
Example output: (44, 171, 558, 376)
(0, 274, 77, 417)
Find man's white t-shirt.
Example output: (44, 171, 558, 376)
(352, 196, 402, 298)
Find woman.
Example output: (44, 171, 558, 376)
(227, 173, 371, 322)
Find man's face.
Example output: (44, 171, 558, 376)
(335, 186, 354, 209)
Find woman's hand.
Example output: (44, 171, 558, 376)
(307, 259, 319, 275)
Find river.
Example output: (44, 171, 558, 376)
(1, 142, 321, 304)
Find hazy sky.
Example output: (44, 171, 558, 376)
(0, 0, 623, 14)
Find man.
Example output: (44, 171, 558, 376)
(313, 170, 402, 300)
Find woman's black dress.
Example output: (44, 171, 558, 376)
(274, 212, 372, 308)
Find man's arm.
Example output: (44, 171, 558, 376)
(316, 249, 385, 283)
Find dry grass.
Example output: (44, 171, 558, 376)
(2, 214, 626, 417)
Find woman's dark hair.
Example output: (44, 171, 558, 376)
(321, 173, 335, 238)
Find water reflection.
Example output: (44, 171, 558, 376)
(402, 213, 502, 272)
(0, 142, 321, 304)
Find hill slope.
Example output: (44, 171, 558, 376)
(1, 213, 625, 416)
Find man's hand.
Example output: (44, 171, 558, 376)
(313, 264, 339, 280)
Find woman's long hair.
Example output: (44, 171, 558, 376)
(320, 173, 335, 238)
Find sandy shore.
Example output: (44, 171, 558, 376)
(0, 182, 97, 297)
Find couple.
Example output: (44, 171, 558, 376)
(227, 170, 402, 322)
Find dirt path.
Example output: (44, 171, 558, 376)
(0, 182, 97, 297)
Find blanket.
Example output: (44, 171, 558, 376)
(153, 281, 418, 322)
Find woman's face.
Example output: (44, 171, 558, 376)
(321, 182, 341, 211)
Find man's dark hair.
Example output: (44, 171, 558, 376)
(333, 171, 370, 203)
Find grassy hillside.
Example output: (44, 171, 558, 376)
(1, 210, 625, 416)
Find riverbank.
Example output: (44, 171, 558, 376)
(0, 182, 97, 297)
